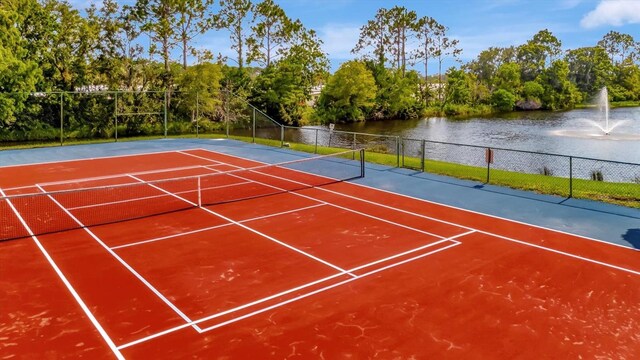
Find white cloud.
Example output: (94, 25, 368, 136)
(580, 0, 640, 28)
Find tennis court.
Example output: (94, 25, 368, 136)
(1, 144, 639, 359)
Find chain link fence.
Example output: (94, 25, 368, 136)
(1, 90, 638, 207)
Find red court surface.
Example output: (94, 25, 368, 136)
(1, 148, 639, 359)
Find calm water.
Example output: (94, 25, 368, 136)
(300, 107, 640, 164)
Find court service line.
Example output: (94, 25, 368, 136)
(193, 147, 638, 251)
(117, 234, 468, 350)
(197, 241, 463, 333)
(110, 203, 326, 250)
(34, 184, 200, 331)
(126, 175, 357, 278)
(184, 149, 640, 276)
(249, 168, 640, 276)
(65, 180, 253, 212)
(177, 150, 451, 240)
(0, 188, 125, 360)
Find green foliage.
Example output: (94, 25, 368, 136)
(444, 68, 471, 105)
(566, 46, 615, 97)
(522, 81, 544, 101)
(537, 60, 583, 110)
(491, 89, 516, 112)
(494, 62, 521, 93)
(315, 61, 377, 122)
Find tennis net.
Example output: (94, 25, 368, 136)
(0, 149, 365, 241)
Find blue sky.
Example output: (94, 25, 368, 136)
(74, 0, 640, 73)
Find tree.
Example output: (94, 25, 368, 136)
(247, 0, 295, 67)
(213, 0, 252, 68)
(598, 31, 637, 65)
(385, 6, 417, 75)
(565, 46, 614, 97)
(494, 62, 521, 94)
(444, 68, 472, 105)
(465, 46, 516, 89)
(491, 89, 516, 112)
(174, 0, 215, 69)
(135, 0, 178, 83)
(352, 8, 391, 67)
(88, 0, 146, 89)
(411, 16, 440, 82)
(532, 29, 562, 66)
(0, 5, 41, 127)
(175, 62, 223, 122)
(432, 24, 461, 100)
(537, 60, 582, 110)
(316, 61, 377, 122)
(517, 30, 561, 82)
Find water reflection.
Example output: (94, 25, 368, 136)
(294, 107, 640, 163)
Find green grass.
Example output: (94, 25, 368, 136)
(1, 133, 637, 208)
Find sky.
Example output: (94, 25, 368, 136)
(73, 0, 640, 73)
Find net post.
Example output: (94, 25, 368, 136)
(421, 139, 425, 172)
(197, 176, 202, 207)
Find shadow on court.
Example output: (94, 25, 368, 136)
(622, 228, 640, 249)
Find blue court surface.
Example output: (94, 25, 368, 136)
(1, 138, 638, 249)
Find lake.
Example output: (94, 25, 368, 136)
(294, 107, 640, 164)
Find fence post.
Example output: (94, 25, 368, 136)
(163, 90, 168, 138)
(114, 91, 118, 142)
(280, 126, 284, 147)
(396, 136, 401, 167)
(196, 91, 199, 138)
(421, 139, 426, 172)
(486, 147, 491, 183)
(569, 156, 573, 198)
(314, 128, 318, 154)
(225, 92, 229, 138)
(59, 92, 64, 146)
(352, 133, 356, 160)
(360, 148, 366, 178)
(252, 107, 256, 143)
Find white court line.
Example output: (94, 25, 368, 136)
(186, 148, 640, 276)
(126, 174, 357, 278)
(179, 151, 450, 240)
(0, 148, 205, 169)
(110, 203, 326, 250)
(65, 180, 253, 212)
(192, 147, 637, 251)
(117, 232, 467, 350)
(0, 188, 125, 360)
(35, 184, 200, 332)
(197, 241, 462, 333)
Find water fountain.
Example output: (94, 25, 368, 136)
(552, 86, 640, 140)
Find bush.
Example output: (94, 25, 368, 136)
(491, 89, 516, 112)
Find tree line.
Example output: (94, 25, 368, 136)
(1, 1, 639, 141)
